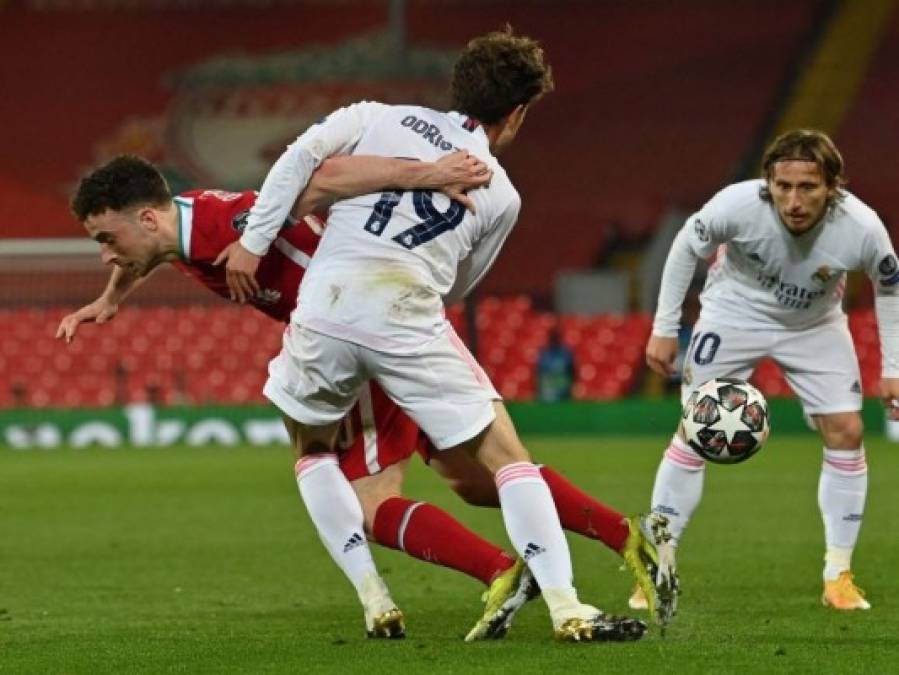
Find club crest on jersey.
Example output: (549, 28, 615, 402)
(693, 218, 709, 242)
(232, 209, 249, 233)
(811, 266, 834, 284)
(254, 288, 282, 305)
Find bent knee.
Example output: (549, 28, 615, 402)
(819, 413, 864, 449)
(449, 479, 499, 507)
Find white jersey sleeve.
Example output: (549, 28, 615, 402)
(291, 106, 518, 353)
(239, 101, 390, 256)
(652, 193, 734, 336)
(444, 194, 520, 305)
(859, 212, 899, 376)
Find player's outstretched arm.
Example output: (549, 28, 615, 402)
(226, 102, 389, 303)
(55, 266, 143, 343)
(220, 150, 494, 304)
(291, 151, 491, 217)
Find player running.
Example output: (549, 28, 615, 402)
(61, 154, 673, 640)
(635, 129, 899, 612)
(223, 27, 676, 641)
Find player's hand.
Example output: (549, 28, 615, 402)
(645, 334, 679, 377)
(55, 298, 118, 343)
(434, 151, 492, 213)
(880, 377, 899, 421)
(214, 241, 261, 304)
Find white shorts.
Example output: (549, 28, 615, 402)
(263, 324, 500, 449)
(681, 317, 862, 415)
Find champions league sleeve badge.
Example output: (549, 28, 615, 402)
(878, 254, 899, 286)
(693, 217, 710, 242)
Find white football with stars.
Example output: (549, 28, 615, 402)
(681, 378, 770, 464)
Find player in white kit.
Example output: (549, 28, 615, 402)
(636, 129, 899, 611)
(226, 28, 674, 641)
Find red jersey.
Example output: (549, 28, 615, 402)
(168, 189, 424, 481)
(171, 189, 322, 322)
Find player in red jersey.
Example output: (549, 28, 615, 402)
(60, 154, 671, 640)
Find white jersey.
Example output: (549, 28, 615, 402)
(239, 101, 520, 354)
(653, 179, 899, 376)
(655, 180, 898, 330)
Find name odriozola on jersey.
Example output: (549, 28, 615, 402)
(239, 101, 521, 354)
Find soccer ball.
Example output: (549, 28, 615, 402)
(680, 378, 770, 464)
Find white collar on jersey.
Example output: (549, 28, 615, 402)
(173, 196, 194, 261)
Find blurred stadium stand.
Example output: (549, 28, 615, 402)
(0, 302, 884, 408)
(836, 8, 899, 235)
(1, 0, 896, 408)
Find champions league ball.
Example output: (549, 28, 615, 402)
(681, 378, 770, 464)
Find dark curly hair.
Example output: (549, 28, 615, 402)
(71, 155, 172, 221)
(450, 25, 554, 125)
(759, 129, 846, 203)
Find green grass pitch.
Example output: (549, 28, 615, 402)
(2, 432, 898, 674)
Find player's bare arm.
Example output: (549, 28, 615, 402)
(645, 334, 679, 376)
(218, 242, 261, 304)
(55, 265, 146, 343)
(292, 151, 491, 217)
(221, 152, 492, 303)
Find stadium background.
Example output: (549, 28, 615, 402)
(2, 0, 897, 446)
(4, 2, 899, 672)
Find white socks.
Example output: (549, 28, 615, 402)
(295, 454, 381, 597)
(650, 435, 706, 544)
(818, 447, 867, 581)
(495, 462, 580, 618)
(650, 436, 868, 582)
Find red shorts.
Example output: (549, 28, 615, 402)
(336, 381, 429, 481)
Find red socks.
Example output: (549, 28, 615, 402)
(539, 465, 629, 553)
(372, 496, 514, 586)
(371, 465, 631, 588)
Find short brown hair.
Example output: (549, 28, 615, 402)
(450, 25, 554, 125)
(759, 129, 846, 201)
(71, 155, 172, 222)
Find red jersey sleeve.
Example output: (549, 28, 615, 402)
(171, 190, 322, 323)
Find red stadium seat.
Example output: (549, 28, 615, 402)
(2, 304, 884, 407)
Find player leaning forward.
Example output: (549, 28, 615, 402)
(638, 129, 899, 611)
(226, 27, 676, 641)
